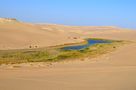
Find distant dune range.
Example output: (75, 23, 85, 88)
(0, 18, 136, 50)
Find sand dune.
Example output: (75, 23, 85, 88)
(0, 18, 136, 90)
(0, 18, 82, 50)
(1, 18, 136, 50)
(0, 43, 136, 90)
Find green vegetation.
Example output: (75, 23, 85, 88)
(0, 39, 127, 64)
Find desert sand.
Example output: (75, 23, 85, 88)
(0, 18, 135, 50)
(0, 18, 136, 90)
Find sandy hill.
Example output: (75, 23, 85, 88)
(0, 18, 136, 50)
(0, 18, 82, 50)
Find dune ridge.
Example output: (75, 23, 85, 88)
(0, 18, 136, 50)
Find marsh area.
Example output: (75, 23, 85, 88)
(0, 38, 125, 64)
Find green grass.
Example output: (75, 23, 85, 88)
(0, 39, 128, 64)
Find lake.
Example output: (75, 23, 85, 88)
(62, 39, 112, 50)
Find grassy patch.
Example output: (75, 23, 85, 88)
(0, 39, 127, 64)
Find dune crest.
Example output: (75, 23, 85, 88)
(0, 18, 18, 23)
(0, 18, 136, 50)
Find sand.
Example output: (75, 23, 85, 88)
(0, 18, 136, 90)
(0, 18, 135, 50)
(0, 19, 82, 50)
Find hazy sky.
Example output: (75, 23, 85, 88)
(0, 0, 136, 29)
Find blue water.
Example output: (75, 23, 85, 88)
(62, 39, 112, 50)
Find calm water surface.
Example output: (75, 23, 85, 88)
(62, 39, 112, 50)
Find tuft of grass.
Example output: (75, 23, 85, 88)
(0, 50, 53, 64)
(56, 50, 83, 60)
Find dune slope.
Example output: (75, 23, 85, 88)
(1, 18, 136, 50)
(0, 18, 81, 50)
(0, 18, 136, 90)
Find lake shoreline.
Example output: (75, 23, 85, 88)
(0, 38, 127, 65)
